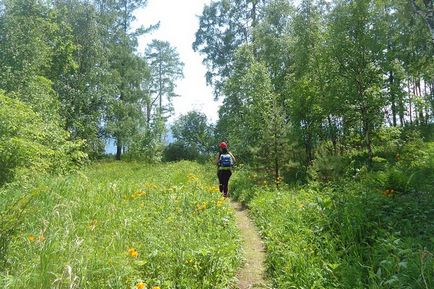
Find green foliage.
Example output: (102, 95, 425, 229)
(193, 0, 265, 96)
(197, 0, 433, 173)
(171, 111, 215, 158)
(0, 91, 86, 186)
(163, 142, 200, 163)
(124, 129, 164, 163)
(308, 141, 351, 182)
(145, 40, 184, 120)
(0, 162, 241, 288)
(232, 139, 434, 288)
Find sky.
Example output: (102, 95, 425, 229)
(133, 0, 221, 124)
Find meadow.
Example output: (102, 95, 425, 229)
(231, 142, 434, 289)
(1, 141, 433, 289)
(0, 161, 241, 289)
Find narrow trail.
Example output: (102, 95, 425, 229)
(230, 200, 269, 289)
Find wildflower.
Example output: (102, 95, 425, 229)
(136, 282, 146, 289)
(128, 247, 139, 257)
(217, 197, 225, 208)
(383, 189, 395, 197)
(187, 173, 198, 182)
(196, 202, 208, 211)
(152, 286, 160, 289)
(39, 235, 45, 242)
(131, 191, 146, 200)
(28, 234, 35, 241)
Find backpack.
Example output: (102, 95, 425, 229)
(219, 153, 233, 168)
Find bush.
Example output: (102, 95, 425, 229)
(308, 141, 351, 182)
(124, 131, 164, 162)
(0, 91, 86, 186)
(163, 142, 201, 162)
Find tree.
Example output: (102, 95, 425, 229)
(328, 0, 386, 163)
(101, 0, 151, 160)
(0, 0, 73, 120)
(410, 0, 434, 45)
(171, 111, 215, 156)
(193, 0, 267, 97)
(145, 39, 184, 139)
(51, 0, 111, 157)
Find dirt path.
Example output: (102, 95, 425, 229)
(231, 200, 269, 289)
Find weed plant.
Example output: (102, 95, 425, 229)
(231, 142, 434, 288)
(0, 161, 241, 289)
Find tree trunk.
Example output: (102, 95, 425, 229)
(274, 130, 279, 188)
(389, 70, 397, 126)
(305, 130, 313, 165)
(327, 115, 337, 154)
(431, 81, 434, 121)
(116, 143, 122, 160)
(408, 78, 413, 125)
(363, 117, 373, 165)
(146, 101, 151, 125)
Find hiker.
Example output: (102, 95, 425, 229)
(216, 141, 236, 198)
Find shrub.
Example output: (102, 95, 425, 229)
(0, 91, 86, 186)
(308, 141, 351, 182)
(163, 142, 201, 162)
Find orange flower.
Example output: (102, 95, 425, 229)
(136, 282, 146, 289)
(383, 189, 395, 197)
(28, 234, 35, 241)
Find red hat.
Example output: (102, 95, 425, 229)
(219, 142, 228, 149)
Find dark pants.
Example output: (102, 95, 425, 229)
(217, 170, 232, 197)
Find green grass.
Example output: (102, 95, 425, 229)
(230, 145, 434, 289)
(0, 161, 241, 289)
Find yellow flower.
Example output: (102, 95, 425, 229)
(28, 234, 35, 241)
(152, 286, 160, 289)
(131, 191, 146, 200)
(128, 247, 138, 257)
(217, 197, 225, 208)
(39, 235, 45, 242)
(187, 173, 198, 182)
(136, 282, 146, 289)
(196, 202, 208, 211)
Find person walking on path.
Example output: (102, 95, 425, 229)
(216, 141, 236, 198)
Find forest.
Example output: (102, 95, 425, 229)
(1, 0, 433, 288)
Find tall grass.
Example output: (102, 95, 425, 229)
(230, 141, 434, 289)
(0, 161, 241, 289)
